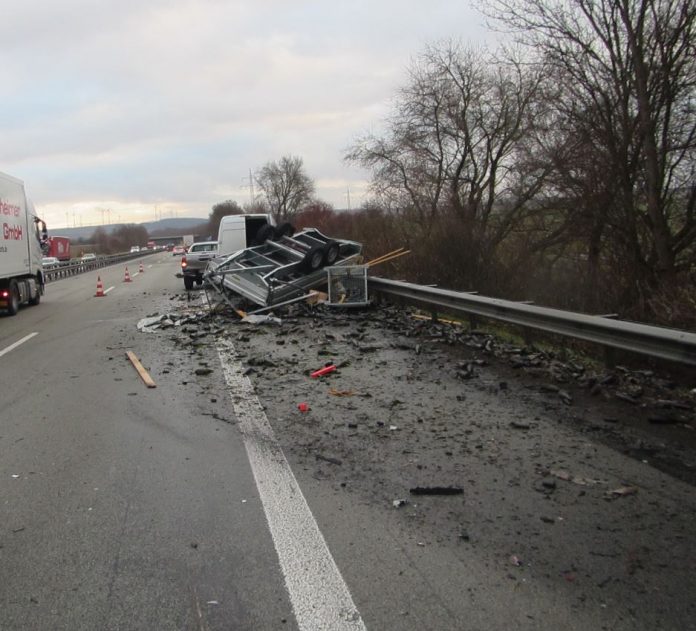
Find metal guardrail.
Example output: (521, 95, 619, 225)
(43, 251, 157, 283)
(368, 276, 696, 366)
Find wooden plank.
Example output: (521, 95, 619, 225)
(367, 249, 411, 268)
(126, 351, 157, 388)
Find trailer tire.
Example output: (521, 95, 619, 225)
(184, 275, 194, 290)
(323, 241, 340, 266)
(273, 222, 295, 240)
(303, 245, 325, 272)
(253, 223, 275, 245)
(6, 281, 19, 316)
(28, 283, 41, 305)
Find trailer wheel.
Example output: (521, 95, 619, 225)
(6, 281, 19, 316)
(303, 245, 325, 272)
(184, 275, 194, 290)
(273, 222, 295, 240)
(323, 241, 340, 266)
(253, 223, 275, 245)
(28, 283, 41, 305)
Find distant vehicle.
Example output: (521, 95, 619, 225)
(172, 245, 186, 256)
(180, 241, 217, 289)
(45, 236, 71, 261)
(42, 256, 60, 269)
(0, 170, 46, 315)
(81, 253, 97, 261)
(166, 243, 175, 252)
(130, 245, 140, 253)
(146, 241, 156, 250)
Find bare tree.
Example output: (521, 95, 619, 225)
(208, 200, 243, 237)
(346, 42, 548, 287)
(484, 0, 696, 301)
(255, 156, 315, 222)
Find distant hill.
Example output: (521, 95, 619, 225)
(53, 217, 207, 241)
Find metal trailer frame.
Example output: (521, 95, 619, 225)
(205, 228, 363, 307)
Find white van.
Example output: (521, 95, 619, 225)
(216, 213, 276, 258)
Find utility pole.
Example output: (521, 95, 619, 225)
(242, 169, 255, 204)
(346, 187, 352, 211)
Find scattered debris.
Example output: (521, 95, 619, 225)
(605, 486, 639, 499)
(242, 314, 282, 325)
(297, 402, 310, 413)
(328, 388, 356, 397)
(311, 364, 337, 378)
(510, 555, 523, 567)
(410, 486, 464, 496)
(510, 421, 531, 430)
(393, 499, 409, 508)
(549, 469, 604, 486)
(316, 454, 343, 466)
(126, 351, 156, 388)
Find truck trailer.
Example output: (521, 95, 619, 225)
(46, 235, 71, 261)
(0, 171, 47, 315)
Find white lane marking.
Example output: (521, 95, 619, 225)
(0, 332, 39, 359)
(132, 271, 140, 277)
(104, 286, 115, 295)
(216, 338, 366, 631)
(147, 264, 153, 268)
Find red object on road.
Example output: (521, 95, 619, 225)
(95, 276, 105, 297)
(298, 402, 309, 412)
(310, 364, 337, 378)
(124, 267, 132, 282)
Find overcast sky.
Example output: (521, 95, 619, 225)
(1, 0, 489, 229)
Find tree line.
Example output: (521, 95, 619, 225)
(227, 0, 695, 328)
(93, 0, 696, 329)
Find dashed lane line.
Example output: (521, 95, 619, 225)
(0, 332, 39, 359)
(216, 337, 367, 631)
(104, 286, 115, 295)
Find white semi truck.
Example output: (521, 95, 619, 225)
(0, 171, 47, 316)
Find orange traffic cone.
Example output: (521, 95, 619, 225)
(139, 261, 144, 273)
(95, 276, 105, 297)
(124, 267, 132, 282)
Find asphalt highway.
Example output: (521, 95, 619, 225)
(0, 255, 296, 630)
(1, 252, 694, 631)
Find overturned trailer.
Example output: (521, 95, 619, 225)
(205, 228, 363, 308)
